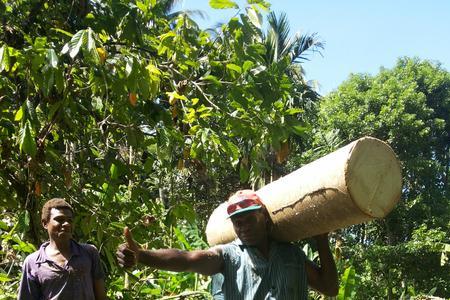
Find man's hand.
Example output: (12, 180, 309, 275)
(116, 227, 141, 268)
(313, 232, 329, 243)
(305, 232, 339, 296)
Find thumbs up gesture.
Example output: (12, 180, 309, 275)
(116, 227, 141, 268)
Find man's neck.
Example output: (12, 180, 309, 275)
(48, 238, 72, 256)
(255, 236, 270, 259)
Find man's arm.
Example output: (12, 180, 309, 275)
(93, 279, 107, 300)
(87, 244, 107, 300)
(305, 233, 339, 296)
(18, 256, 41, 300)
(116, 227, 223, 276)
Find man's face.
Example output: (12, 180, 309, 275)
(230, 209, 268, 246)
(43, 208, 73, 242)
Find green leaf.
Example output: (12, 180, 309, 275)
(201, 75, 222, 86)
(246, 7, 262, 29)
(62, 29, 86, 58)
(285, 108, 304, 115)
(143, 157, 154, 173)
(14, 106, 24, 121)
(54, 68, 64, 92)
(46, 49, 58, 68)
(13, 240, 37, 253)
(441, 243, 450, 266)
(209, 0, 238, 9)
(51, 27, 74, 38)
(291, 125, 308, 136)
(287, 118, 310, 136)
(239, 161, 250, 182)
(247, 0, 271, 11)
(48, 101, 63, 120)
(110, 163, 119, 180)
(0, 220, 8, 230)
(109, 222, 126, 230)
(19, 121, 37, 157)
(42, 69, 55, 96)
(91, 97, 103, 112)
(242, 60, 254, 72)
(337, 266, 356, 300)
(0, 273, 12, 282)
(0, 44, 10, 72)
(85, 28, 100, 64)
(226, 63, 242, 73)
(26, 99, 37, 123)
(17, 211, 31, 232)
(174, 227, 192, 250)
(136, 1, 148, 13)
(166, 91, 189, 101)
(34, 37, 47, 49)
(223, 140, 240, 166)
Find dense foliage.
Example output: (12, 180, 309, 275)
(1, 0, 448, 299)
(0, 0, 321, 298)
(308, 57, 450, 299)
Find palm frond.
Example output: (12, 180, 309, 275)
(265, 12, 292, 63)
(291, 32, 324, 63)
(167, 9, 208, 20)
(159, 0, 184, 15)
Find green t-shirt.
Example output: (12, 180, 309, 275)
(211, 239, 308, 300)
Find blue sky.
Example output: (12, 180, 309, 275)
(177, 0, 450, 95)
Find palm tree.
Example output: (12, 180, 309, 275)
(264, 12, 323, 68)
(262, 12, 325, 180)
(264, 11, 324, 109)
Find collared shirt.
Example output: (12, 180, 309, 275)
(211, 239, 308, 300)
(18, 240, 105, 300)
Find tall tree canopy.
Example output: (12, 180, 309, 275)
(313, 57, 450, 299)
(0, 0, 321, 298)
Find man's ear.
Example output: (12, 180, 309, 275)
(42, 220, 48, 229)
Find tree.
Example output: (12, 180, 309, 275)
(0, 0, 319, 297)
(257, 11, 324, 181)
(312, 57, 450, 298)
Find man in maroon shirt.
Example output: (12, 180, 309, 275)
(18, 198, 107, 299)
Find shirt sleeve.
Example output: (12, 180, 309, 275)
(220, 244, 240, 268)
(210, 245, 227, 300)
(295, 245, 306, 263)
(17, 256, 41, 300)
(211, 273, 225, 300)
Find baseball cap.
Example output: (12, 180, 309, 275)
(227, 189, 264, 218)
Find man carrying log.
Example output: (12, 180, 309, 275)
(116, 189, 338, 299)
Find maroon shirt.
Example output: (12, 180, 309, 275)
(18, 240, 104, 300)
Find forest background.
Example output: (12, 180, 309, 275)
(0, 0, 449, 299)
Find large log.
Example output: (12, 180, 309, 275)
(205, 137, 402, 246)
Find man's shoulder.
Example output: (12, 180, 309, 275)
(79, 242, 99, 251)
(24, 241, 50, 263)
(224, 240, 245, 251)
(215, 240, 244, 258)
(70, 240, 101, 261)
(73, 240, 100, 254)
(273, 241, 306, 257)
(22, 243, 48, 272)
(215, 240, 241, 249)
(274, 240, 298, 248)
(23, 249, 40, 265)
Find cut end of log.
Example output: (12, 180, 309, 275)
(346, 137, 402, 218)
